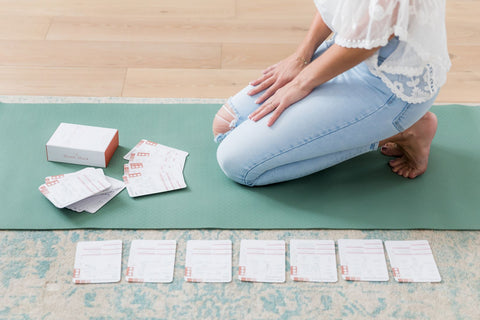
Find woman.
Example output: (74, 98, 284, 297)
(212, 0, 451, 186)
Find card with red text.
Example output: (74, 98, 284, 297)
(72, 240, 122, 284)
(184, 240, 232, 283)
(385, 240, 441, 283)
(338, 239, 389, 281)
(290, 239, 337, 282)
(126, 240, 177, 283)
(238, 240, 285, 283)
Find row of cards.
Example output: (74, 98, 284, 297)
(38, 168, 125, 213)
(122, 139, 188, 197)
(73, 239, 441, 284)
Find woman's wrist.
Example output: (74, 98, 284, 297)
(295, 56, 310, 67)
(294, 45, 315, 65)
(293, 12, 332, 66)
(293, 69, 317, 93)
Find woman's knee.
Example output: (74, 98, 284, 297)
(212, 103, 239, 142)
(216, 140, 257, 187)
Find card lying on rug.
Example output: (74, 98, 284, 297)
(184, 240, 232, 283)
(238, 240, 286, 283)
(290, 239, 337, 282)
(126, 240, 177, 283)
(73, 240, 122, 284)
(338, 239, 389, 282)
(123, 139, 188, 197)
(385, 240, 441, 283)
(39, 168, 125, 213)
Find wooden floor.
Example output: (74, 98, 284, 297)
(0, 0, 478, 102)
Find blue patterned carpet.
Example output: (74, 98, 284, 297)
(1, 229, 479, 320)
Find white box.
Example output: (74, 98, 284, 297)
(46, 123, 119, 167)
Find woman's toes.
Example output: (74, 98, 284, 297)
(380, 142, 403, 157)
(389, 158, 403, 167)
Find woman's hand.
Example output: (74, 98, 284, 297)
(249, 77, 313, 127)
(249, 43, 381, 127)
(248, 54, 309, 104)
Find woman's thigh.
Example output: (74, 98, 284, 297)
(217, 61, 435, 186)
(223, 38, 337, 128)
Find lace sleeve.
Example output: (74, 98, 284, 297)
(314, 0, 451, 104)
(315, 0, 408, 49)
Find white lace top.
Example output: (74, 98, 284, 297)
(314, 0, 451, 103)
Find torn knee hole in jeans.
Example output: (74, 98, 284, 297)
(214, 102, 239, 143)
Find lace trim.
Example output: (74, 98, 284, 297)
(368, 63, 437, 104)
(335, 35, 390, 50)
(336, 32, 449, 104)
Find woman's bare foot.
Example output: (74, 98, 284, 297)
(378, 112, 438, 179)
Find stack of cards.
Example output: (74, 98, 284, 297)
(122, 139, 189, 197)
(73, 240, 123, 284)
(39, 167, 125, 213)
(238, 240, 286, 283)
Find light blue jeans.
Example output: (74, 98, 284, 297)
(215, 37, 438, 186)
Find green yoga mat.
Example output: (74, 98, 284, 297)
(0, 102, 478, 230)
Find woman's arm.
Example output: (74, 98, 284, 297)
(249, 44, 380, 126)
(294, 12, 333, 68)
(247, 12, 333, 102)
(297, 44, 379, 91)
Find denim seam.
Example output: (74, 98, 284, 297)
(242, 94, 396, 185)
(392, 101, 412, 132)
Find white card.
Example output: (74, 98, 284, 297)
(124, 139, 188, 167)
(123, 170, 186, 197)
(338, 239, 389, 281)
(66, 176, 125, 213)
(290, 239, 337, 282)
(385, 240, 441, 283)
(73, 240, 122, 284)
(238, 240, 285, 283)
(184, 240, 232, 283)
(126, 240, 177, 283)
(39, 168, 111, 208)
(123, 140, 188, 198)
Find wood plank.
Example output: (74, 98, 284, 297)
(123, 68, 260, 98)
(46, 16, 310, 44)
(236, 0, 316, 19)
(446, 1, 480, 45)
(0, 0, 476, 101)
(0, 40, 221, 69)
(0, 0, 235, 19)
(436, 71, 480, 103)
(448, 45, 480, 73)
(0, 67, 125, 96)
(222, 43, 297, 69)
(0, 16, 51, 40)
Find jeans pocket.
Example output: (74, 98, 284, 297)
(392, 102, 429, 132)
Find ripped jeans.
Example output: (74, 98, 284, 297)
(214, 38, 437, 186)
